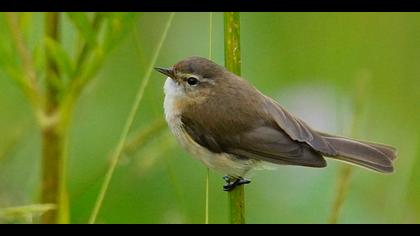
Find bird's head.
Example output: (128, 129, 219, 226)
(155, 56, 227, 99)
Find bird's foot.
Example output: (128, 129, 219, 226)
(223, 176, 251, 191)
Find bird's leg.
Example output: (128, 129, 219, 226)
(223, 176, 251, 191)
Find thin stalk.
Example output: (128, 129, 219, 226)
(329, 165, 353, 224)
(328, 75, 369, 224)
(71, 118, 167, 200)
(88, 13, 175, 224)
(204, 12, 213, 225)
(41, 12, 70, 224)
(224, 12, 245, 224)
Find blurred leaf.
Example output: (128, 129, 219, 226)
(0, 14, 20, 78)
(102, 13, 139, 53)
(78, 47, 105, 84)
(0, 44, 26, 89)
(45, 37, 74, 79)
(0, 204, 56, 219)
(67, 12, 97, 48)
(70, 13, 139, 89)
(0, 124, 26, 164)
(33, 43, 46, 74)
(19, 12, 33, 41)
(124, 118, 167, 156)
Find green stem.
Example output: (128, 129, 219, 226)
(328, 165, 353, 224)
(41, 12, 70, 224)
(224, 12, 245, 224)
(45, 12, 61, 111)
(88, 13, 175, 224)
(224, 13, 241, 75)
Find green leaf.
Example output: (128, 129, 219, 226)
(78, 47, 105, 83)
(33, 43, 46, 73)
(19, 12, 33, 41)
(102, 12, 139, 53)
(0, 204, 56, 221)
(67, 12, 97, 48)
(0, 36, 24, 86)
(72, 13, 139, 83)
(45, 37, 74, 79)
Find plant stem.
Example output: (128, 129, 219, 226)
(229, 185, 245, 223)
(88, 13, 175, 224)
(329, 165, 353, 224)
(224, 13, 241, 76)
(224, 12, 245, 224)
(45, 12, 61, 111)
(41, 12, 70, 224)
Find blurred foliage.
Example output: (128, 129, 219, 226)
(0, 12, 419, 224)
(0, 204, 55, 224)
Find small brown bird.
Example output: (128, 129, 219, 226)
(155, 56, 397, 191)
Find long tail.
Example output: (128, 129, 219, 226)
(319, 133, 397, 173)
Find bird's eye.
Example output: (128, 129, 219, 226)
(187, 77, 199, 86)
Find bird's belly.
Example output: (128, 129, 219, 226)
(164, 93, 253, 177)
(169, 117, 252, 177)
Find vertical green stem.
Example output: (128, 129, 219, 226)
(329, 165, 353, 224)
(224, 13, 241, 75)
(224, 12, 245, 224)
(45, 12, 60, 111)
(41, 12, 69, 224)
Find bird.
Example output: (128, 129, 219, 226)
(155, 56, 397, 191)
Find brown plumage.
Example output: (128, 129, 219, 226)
(156, 56, 397, 180)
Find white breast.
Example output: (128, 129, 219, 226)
(163, 78, 256, 177)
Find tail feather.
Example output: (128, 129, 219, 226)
(319, 133, 397, 173)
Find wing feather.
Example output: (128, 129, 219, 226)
(263, 96, 337, 156)
(181, 116, 327, 167)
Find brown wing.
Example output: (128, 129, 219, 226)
(181, 116, 327, 168)
(225, 126, 327, 167)
(262, 95, 337, 156)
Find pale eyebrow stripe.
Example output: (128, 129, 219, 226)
(201, 78, 215, 85)
(177, 72, 215, 85)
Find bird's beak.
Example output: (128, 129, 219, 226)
(154, 67, 174, 78)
